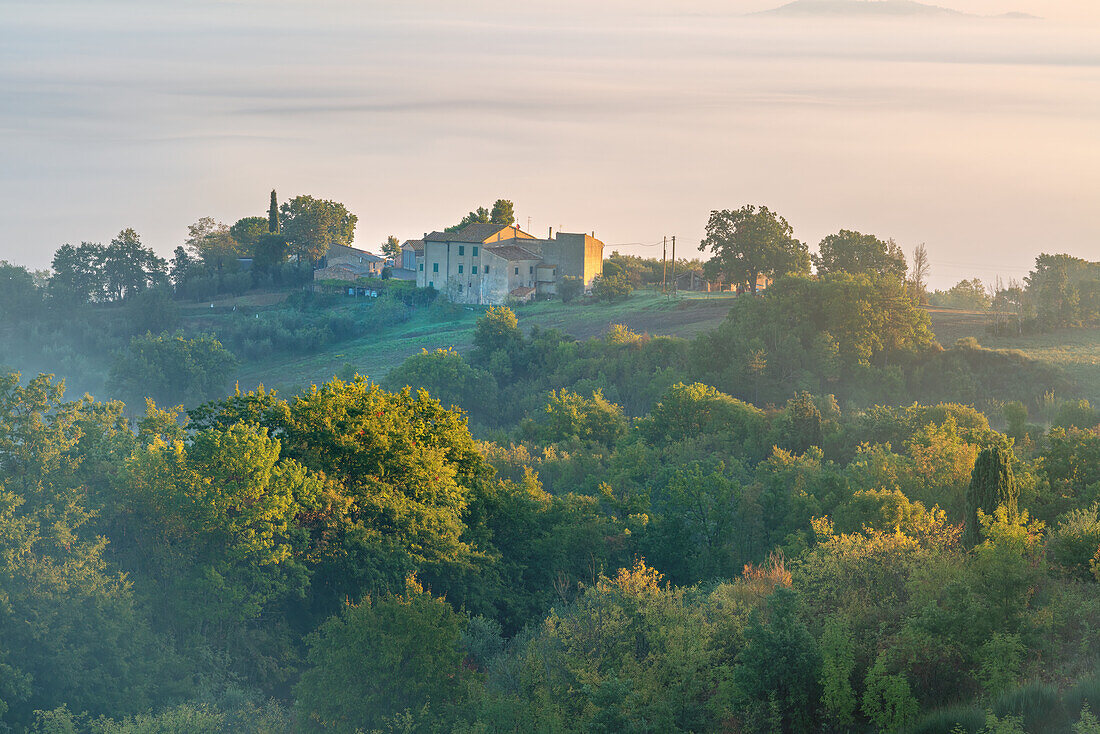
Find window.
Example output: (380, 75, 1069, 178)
(458, 245, 465, 256)
(429, 281, 434, 289)
(472, 266, 478, 275)
(433, 263, 439, 273)
(472, 246, 479, 257)
(458, 264, 463, 274)
(529, 266, 534, 274)
(419, 263, 423, 271)
(484, 265, 489, 274)
(514, 267, 519, 275)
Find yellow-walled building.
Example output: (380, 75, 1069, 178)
(414, 222, 603, 304)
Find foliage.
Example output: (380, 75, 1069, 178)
(381, 234, 401, 261)
(931, 279, 993, 312)
(280, 195, 357, 262)
(814, 229, 907, 280)
(526, 389, 628, 447)
(490, 199, 515, 226)
(296, 576, 469, 733)
(863, 653, 920, 732)
(819, 614, 858, 727)
(229, 216, 270, 255)
(186, 217, 247, 265)
(591, 273, 634, 302)
(50, 232, 167, 305)
(1024, 253, 1100, 331)
(699, 204, 810, 292)
(733, 586, 822, 732)
(444, 199, 515, 232)
(964, 447, 1019, 546)
(107, 332, 237, 408)
(6, 231, 1100, 731)
(383, 347, 497, 424)
(693, 272, 937, 406)
(558, 275, 583, 303)
(0, 375, 161, 726)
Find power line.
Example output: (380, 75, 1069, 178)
(605, 240, 665, 248)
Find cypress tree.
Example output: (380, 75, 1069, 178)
(268, 189, 280, 234)
(964, 446, 1018, 546)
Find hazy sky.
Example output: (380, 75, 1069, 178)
(3, 0, 1098, 288)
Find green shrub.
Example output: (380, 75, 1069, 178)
(1047, 507, 1100, 580)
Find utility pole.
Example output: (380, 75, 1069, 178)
(661, 236, 667, 295)
(671, 236, 677, 298)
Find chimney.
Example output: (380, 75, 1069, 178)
(548, 226, 552, 239)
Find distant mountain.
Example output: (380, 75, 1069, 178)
(756, 0, 1040, 19)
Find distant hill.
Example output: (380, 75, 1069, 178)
(756, 0, 1040, 19)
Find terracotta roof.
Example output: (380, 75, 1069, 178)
(400, 239, 424, 253)
(485, 245, 542, 261)
(424, 222, 510, 243)
(510, 286, 536, 297)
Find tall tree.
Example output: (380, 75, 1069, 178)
(185, 217, 245, 267)
(909, 243, 930, 305)
(121, 416, 319, 681)
(964, 446, 1018, 546)
(169, 246, 199, 288)
(253, 233, 290, 272)
(813, 230, 907, 279)
(0, 262, 42, 319)
(268, 189, 280, 234)
(49, 242, 105, 305)
(446, 206, 491, 233)
(0, 375, 160, 725)
(229, 217, 270, 257)
(296, 577, 469, 733)
(490, 199, 515, 226)
(699, 205, 810, 293)
(733, 586, 822, 731)
(279, 195, 357, 263)
(381, 235, 401, 262)
(101, 229, 167, 302)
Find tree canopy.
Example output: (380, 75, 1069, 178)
(813, 229, 907, 280)
(699, 205, 810, 292)
(280, 195, 358, 262)
(446, 199, 516, 232)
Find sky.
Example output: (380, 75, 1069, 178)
(2, 0, 1098, 289)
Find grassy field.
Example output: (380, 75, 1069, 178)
(925, 308, 1100, 401)
(200, 295, 1100, 402)
(230, 290, 739, 394)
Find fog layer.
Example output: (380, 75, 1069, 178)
(2, 0, 1098, 287)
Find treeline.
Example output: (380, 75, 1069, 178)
(0, 190, 433, 405)
(695, 203, 1098, 334)
(931, 254, 1100, 333)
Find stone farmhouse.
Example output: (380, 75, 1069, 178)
(313, 243, 385, 281)
(413, 223, 603, 305)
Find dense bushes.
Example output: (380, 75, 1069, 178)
(107, 332, 237, 408)
(4, 358, 1100, 731)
